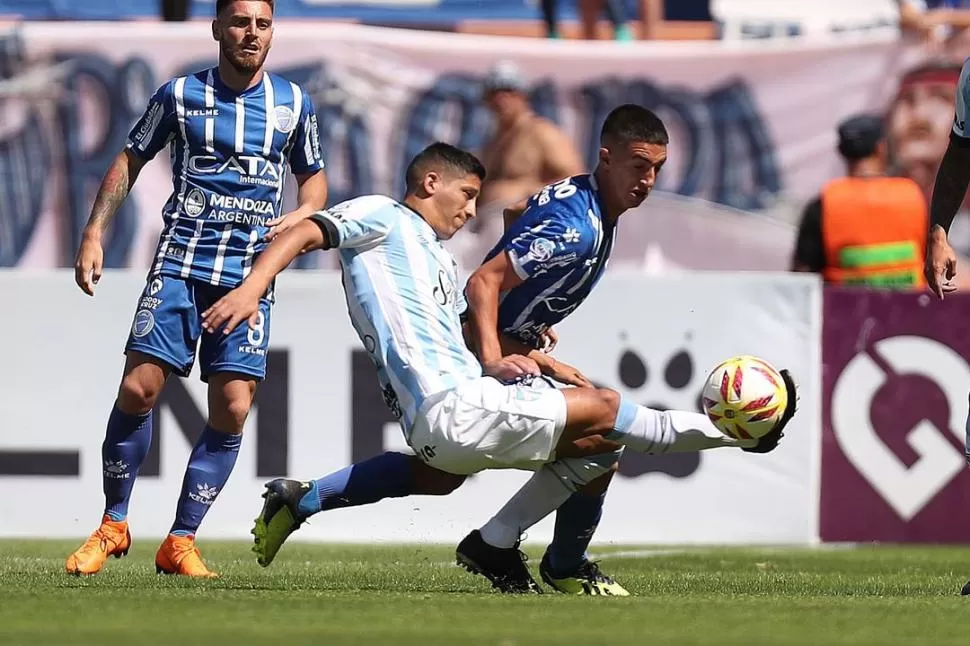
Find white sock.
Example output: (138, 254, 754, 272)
(607, 398, 752, 453)
(478, 450, 622, 549)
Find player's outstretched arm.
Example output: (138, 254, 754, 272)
(926, 139, 970, 299)
(265, 170, 329, 242)
(74, 149, 148, 296)
(465, 251, 527, 366)
(202, 219, 328, 335)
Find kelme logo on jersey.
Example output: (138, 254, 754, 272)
(274, 105, 296, 133)
(188, 154, 282, 187)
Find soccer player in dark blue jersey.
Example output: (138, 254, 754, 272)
(459, 105, 667, 595)
(66, 0, 327, 577)
(241, 105, 794, 594)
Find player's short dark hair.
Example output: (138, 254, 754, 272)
(600, 104, 669, 148)
(216, 0, 274, 16)
(404, 142, 486, 193)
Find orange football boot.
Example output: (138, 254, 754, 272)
(65, 515, 131, 575)
(154, 534, 218, 578)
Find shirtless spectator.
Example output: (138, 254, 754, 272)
(442, 61, 585, 274)
(479, 60, 585, 228)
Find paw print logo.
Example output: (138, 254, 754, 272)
(609, 338, 705, 480)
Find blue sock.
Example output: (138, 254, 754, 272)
(102, 405, 153, 522)
(297, 452, 415, 516)
(547, 491, 606, 575)
(170, 426, 242, 536)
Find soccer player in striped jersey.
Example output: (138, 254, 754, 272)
(200, 139, 797, 593)
(66, 0, 327, 577)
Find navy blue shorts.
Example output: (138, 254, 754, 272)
(125, 275, 271, 382)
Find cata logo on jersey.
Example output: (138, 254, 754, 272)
(187, 154, 282, 188)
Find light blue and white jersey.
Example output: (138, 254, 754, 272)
(311, 195, 483, 434)
(127, 67, 325, 288)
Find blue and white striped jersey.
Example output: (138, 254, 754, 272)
(483, 175, 616, 348)
(127, 67, 325, 288)
(312, 195, 483, 434)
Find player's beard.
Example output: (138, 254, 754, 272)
(222, 41, 269, 75)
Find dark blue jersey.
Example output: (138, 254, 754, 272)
(126, 68, 325, 288)
(483, 175, 616, 348)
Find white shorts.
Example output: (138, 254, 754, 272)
(409, 377, 569, 475)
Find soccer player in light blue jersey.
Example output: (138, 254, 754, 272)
(66, 0, 327, 577)
(201, 138, 798, 594)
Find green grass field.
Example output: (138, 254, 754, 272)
(1, 540, 968, 645)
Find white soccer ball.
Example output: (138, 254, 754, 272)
(701, 355, 788, 440)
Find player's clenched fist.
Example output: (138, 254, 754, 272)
(74, 236, 104, 297)
(202, 286, 262, 336)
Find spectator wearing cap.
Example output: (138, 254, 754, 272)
(791, 114, 929, 289)
(437, 60, 586, 276)
(478, 60, 584, 229)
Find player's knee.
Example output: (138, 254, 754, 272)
(218, 398, 253, 432)
(117, 374, 161, 414)
(595, 388, 622, 425)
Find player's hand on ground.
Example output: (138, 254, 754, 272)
(926, 229, 958, 300)
(201, 285, 262, 335)
(484, 355, 541, 384)
(74, 236, 104, 296)
(265, 210, 311, 242)
(539, 327, 558, 353)
(742, 369, 798, 454)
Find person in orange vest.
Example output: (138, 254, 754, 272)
(791, 114, 928, 289)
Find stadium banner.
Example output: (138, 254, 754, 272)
(820, 288, 970, 543)
(2, 23, 948, 276)
(0, 270, 821, 545)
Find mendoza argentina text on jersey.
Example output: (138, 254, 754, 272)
(484, 175, 617, 348)
(127, 68, 325, 287)
(311, 196, 483, 435)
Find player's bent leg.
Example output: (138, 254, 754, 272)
(540, 462, 630, 597)
(156, 373, 254, 578)
(66, 352, 170, 576)
(466, 448, 622, 594)
(252, 455, 465, 567)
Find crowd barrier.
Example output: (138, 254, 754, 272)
(4, 270, 966, 545)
